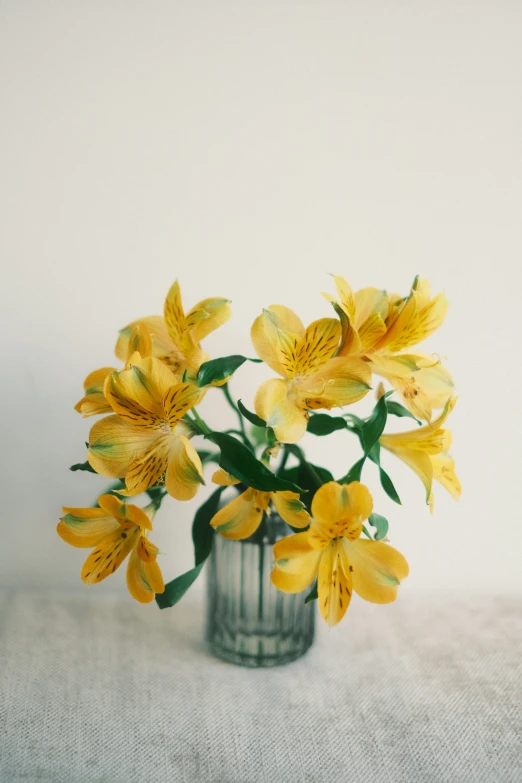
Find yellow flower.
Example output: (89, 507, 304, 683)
(87, 354, 205, 500)
(57, 494, 165, 604)
(251, 306, 371, 443)
(75, 323, 153, 417)
(209, 468, 310, 540)
(271, 481, 409, 626)
(379, 397, 461, 511)
(325, 275, 454, 421)
(115, 280, 231, 376)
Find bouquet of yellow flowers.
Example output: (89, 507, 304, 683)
(59, 276, 460, 628)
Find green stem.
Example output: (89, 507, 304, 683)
(191, 408, 212, 435)
(277, 445, 290, 476)
(221, 383, 254, 450)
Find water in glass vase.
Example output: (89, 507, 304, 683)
(205, 512, 315, 667)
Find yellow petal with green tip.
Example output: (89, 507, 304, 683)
(254, 378, 308, 444)
(271, 531, 322, 593)
(165, 434, 204, 501)
(88, 415, 162, 478)
(126, 546, 165, 603)
(210, 489, 269, 540)
(346, 538, 409, 604)
(272, 491, 310, 529)
(57, 507, 120, 548)
(212, 468, 240, 486)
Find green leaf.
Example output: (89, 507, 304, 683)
(304, 581, 318, 604)
(340, 457, 365, 484)
(156, 486, 226, 610)
(70, 461, 97, 474)
(361, 391, 393, 452)
(237, 399, 266, 428)
(197, 355, 248, 387)
(205, 432, 303, 493)
(367, 443, 402, 505)
(307, 413, 348, 436)
(368, 513, 389, 541)
(192, 487, 224, 566)
(155, 563, 205, 610)
(339, 393, 393, 484)
(386, 400, 421, 425)
(197, 355, 261, 387)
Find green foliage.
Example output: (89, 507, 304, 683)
(197, 355, 249, 387)
(156, 487, 224, 610)
(339, 393, 401, 504)
(304, 581, 318, 604)
(70, 461, 97, 474)
(155, 563, 205, 610)
(205, 432, 303, 493)
(192, 487, 224, 565)
(307, 413, 348, 436)
(368, 512, 389, 540)
(386, 400, 421, 425)
(237, 399, 266, 428)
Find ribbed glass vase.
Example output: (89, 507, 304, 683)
(205, 513, 315, 667)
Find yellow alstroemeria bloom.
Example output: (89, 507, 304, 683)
(325, 275, 454, 421)
(379, 397, 461, 511)
(272, 481, 409, 626)
(251, 306, 371, 443)
(75, 323, 153, 417)
(87, 354, 205, 500)
(57, 494, 165, 604)
(115, 280, 231, 377)
(209, 468, 310, 540)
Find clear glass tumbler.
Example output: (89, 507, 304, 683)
(205, 513, 315, 667)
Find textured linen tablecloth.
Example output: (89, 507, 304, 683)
(1, 588, 520, 783)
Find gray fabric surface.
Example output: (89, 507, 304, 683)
(1, 588, 520, 783)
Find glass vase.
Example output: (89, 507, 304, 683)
(205, 512, 315, 667)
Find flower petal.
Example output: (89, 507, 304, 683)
(57, 507, 120, 548)
(346, 538, 409, 604)
(188, 297, 232, 343)
(310, 481, 373, 540)
(116, 316, 186, 372)
(432, 452, 461, 500)
(353, 287, 389, 329)
(75, 367, 116, 417)
(301, 356, 371, 410)
(357, 313, 387, 351)
(317, 539, 353, 626)
(272, 491, 310, 529)
(96, 494, 153, 530)
(88, 415, 162, 478)
(251, 309, 294, 376)
(81, 527, 140, 585)
(163, 382, 204, 427)
(165, 434, 205, 501)
(254, 378, 308, 443)
(381, 445, 433, 502)
(164, 280, 186, 347)
(212, 468, 240, 486)
(126, 546, 165, 603)
(123, 438, 170, 497)
(332, 275, 356, 323)
(377, 289, 448, 353)
(291, 319, 341, 377)
(271, 531, 322, 593)
(210, 489, 269, 540)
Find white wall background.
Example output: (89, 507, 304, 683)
(1, 1, 521, 597)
